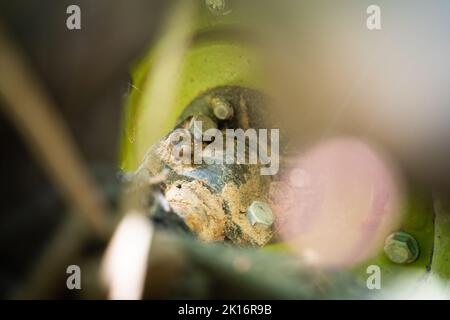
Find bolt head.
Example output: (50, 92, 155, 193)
(189, 115, 217, 141)
(384, 232, 419, 264)
(247, 201, 274, 228)
(212, 97, 234, 120)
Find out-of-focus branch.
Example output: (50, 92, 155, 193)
(0, 22, 110, 237)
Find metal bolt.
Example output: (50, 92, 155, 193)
(247, 201, 275, 228)
(212, 97, 234, 120)
(205, 0, 231, 16)
(384, 232, 419, 264)
(189, 115, 217, 141)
